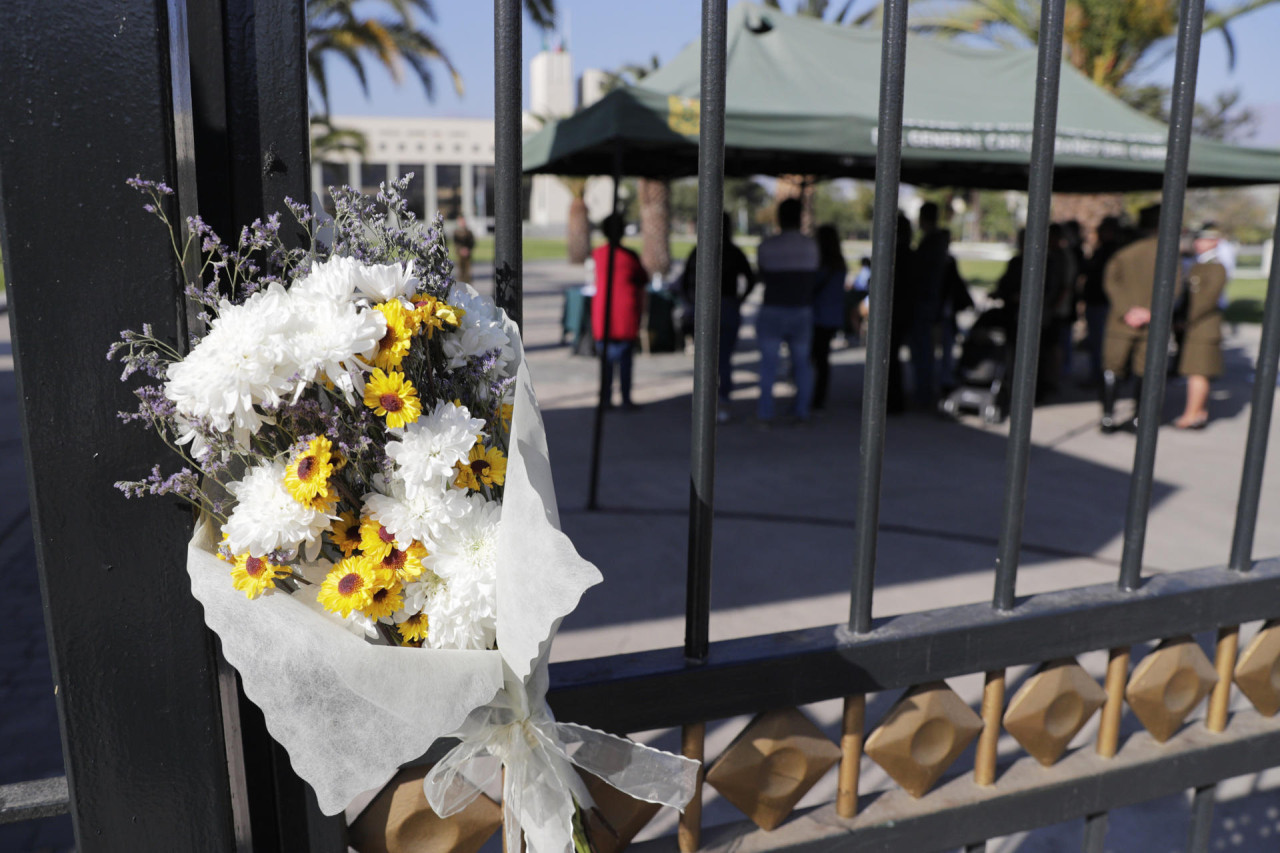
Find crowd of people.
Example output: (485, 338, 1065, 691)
(990, 204, 1230, 431)
(584, 198, 1234, 432)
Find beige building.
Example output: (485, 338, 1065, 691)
(313, 116, 499, 229)
(314, 48, 615, 236)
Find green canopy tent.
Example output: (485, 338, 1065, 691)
(523, 1, 1280, 190)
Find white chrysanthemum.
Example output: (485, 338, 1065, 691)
(345, 611, 381, 640)
(291, 256, 361, 302)
(223, 461, 331, 557)
(441, 282, 515, 374)
(165, 284, 293, 446)
(350, 259, 419, 303)
(414, 494, 501, 650)
(362, 482, 470, 547)
(280, 288, 384, 401)
(385, 401, 486, 497)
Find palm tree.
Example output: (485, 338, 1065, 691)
(602, 56, 673, 274)
(559, 177, 593, 265)
(849, 0, 1275, 232)
(862, 0, 1277, 108)
(307, 0, 557, 134)
(307, 0, 558, 211)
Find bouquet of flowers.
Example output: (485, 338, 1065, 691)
(110, 176, 697, 853)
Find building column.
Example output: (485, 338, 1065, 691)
(461, 161, 476, 223)
(426, 163, 438, 223)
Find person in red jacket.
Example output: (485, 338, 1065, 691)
(591, 214, 648, 410)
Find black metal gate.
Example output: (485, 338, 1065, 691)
(3, 0, 1280, 851)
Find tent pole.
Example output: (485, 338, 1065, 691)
(586, 143, 624, 511)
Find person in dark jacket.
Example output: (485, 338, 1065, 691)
(1081, 217, 1122, 386)
(752, 198, 820, 424)
(910, 202, 951, 407)
(811, 225, 848, 411)
(887, 213, 915, 414)
(679, 212, 756, 422)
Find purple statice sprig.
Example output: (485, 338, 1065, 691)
(116, 464, 227, 518)
(107, 324, 179, 381)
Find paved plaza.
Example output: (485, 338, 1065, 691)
(3, 259, 1280, 851)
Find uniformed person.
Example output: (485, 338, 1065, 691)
(1100, 204, 1169, 433)
(1174, 236, 1228, 429)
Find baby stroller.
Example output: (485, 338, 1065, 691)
(940, 305, 1011, 424)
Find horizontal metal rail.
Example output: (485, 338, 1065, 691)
(0, 776, 69, 824)
(629, 707, 1280, 853)
(548, 557, 1280, 734)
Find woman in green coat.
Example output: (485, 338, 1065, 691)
(1175, 259, 1227, 429)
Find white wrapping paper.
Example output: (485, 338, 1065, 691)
(185, 314, 696, 845)
(188, 520, 506, 814)
(426, 664, 701, 853)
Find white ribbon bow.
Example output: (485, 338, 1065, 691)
(424, 680, 700, 853)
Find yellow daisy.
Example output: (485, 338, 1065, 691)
(361, 569, 404, 621)
(454, 442, 508, 491)
(284, 436, 335, 504)
(363, 369, 422, 428)
(329, 511, 363, 557)
(317, 556, 376, 618)
(397, 611, 430, 644)
(375, 540, 429, 582)
(358, 515, 401, 562)
(411, 293, 463, 338)
(307, 483, 338, 515)
(373, 301, 415, 370)
(498, 403, 514, 432)
(230, 554, 291, 600)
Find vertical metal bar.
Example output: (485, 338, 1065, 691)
(849, 0, 909, 634)
(493, 0, 523, 328)
(1117, 0, 1206, 591)
(1082, 812, 1109, 853)
(678, 722, 706, 853)
(1097, 647, 1130, 758)
(684, 0, 727, 665)
(586, 148, 623, 511)
(992, 0, 1066, 611)
(974, 670, 1005, 786)
(1187, 784, 1216, 853)
(836, 694, 865, 818)
(0, 0, 238, 847)
(1207, 626, 1239, 732)
(1228, 193, 1280, 571)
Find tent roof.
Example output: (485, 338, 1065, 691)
(522, 2, 1280, 190)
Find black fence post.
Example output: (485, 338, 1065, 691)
(0, 0, 238, 849)
(184, 1, 347, 849)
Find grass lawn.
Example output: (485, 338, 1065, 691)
(461, 238, 1271, 324)
(469, 236, 695, 266)
(1225, 277, 1269, 324)
(957, 258, 1007, 288)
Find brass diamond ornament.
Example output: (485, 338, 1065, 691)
(1235, 620, 1280, 717)
(704, 707, 841, 831)
(578, 767, 662, 853)
(1003, 658, 1106, 766)
(348, 764, 502, 853)
(1125, 636, 1219, 743)
(864, 681, 984, 798)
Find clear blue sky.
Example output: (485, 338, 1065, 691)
(324, 0, 1280, 144)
